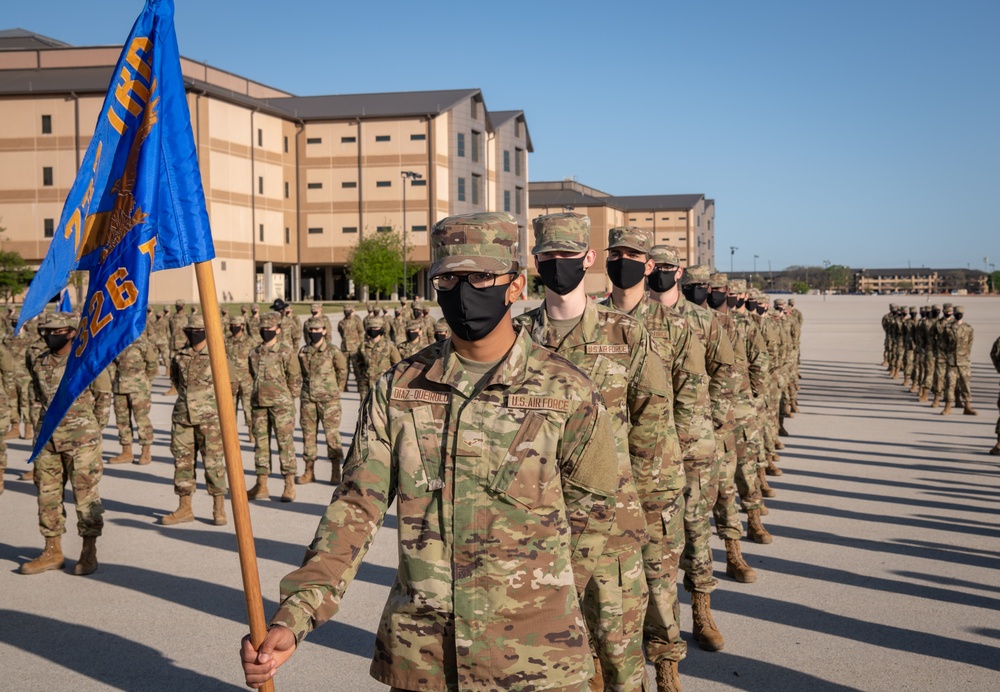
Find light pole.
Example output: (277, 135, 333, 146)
(753, 254, 759, 286)
(400, 170, 422, 298)
(730, 246, 738, 274)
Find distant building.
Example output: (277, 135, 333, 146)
(852, 268, 989, 294)
(528, 179, 715, 294)
(0, 29, 532, 303)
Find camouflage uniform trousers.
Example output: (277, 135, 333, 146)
(903, 348, 915, 381)
(933, 355, 948, 395)
(301, 399, 343, 467)
(153, 341, 170, 369)
(113, 392, 153, 446)
(732, 419, 764, 512)
(346, 350, 363, 392)
(922, 350, 936, 391)
(681, 433, 720, 594)
(712, 427, 747, 540)
(33, 442, 104, 537)
(252, 404, 297, 476)
(0, 408, 7, 476)
(642, 491, 687, 664)
(944, 362, 972, 406)
(9, 375, 30, 425)
(230, 371, 253, 428)
(582, 546, 649, 691)
(170, 421, 227, 497)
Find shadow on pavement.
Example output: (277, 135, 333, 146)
(680, 650, 863, 692)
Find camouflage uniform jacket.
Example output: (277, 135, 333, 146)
(790, 306, 804, 328)
(168, 311, 189, 350)
(991, 335, 1000, 373)
(735, 311, 770, 398)
(112, 332, 158, 395)
(673, 293, 737, 430)
(270, 327, 619, 691)
(901, 317, 915, 351)
(920, 316, 937, 356)
(0, 345, 14, 418)
(517, 299, 677, 553)
(247, 312, 262, 342)
(935, 317, 955, 361)
(359, 338, 402, 388)
(753, 313, 781, 374)
(950, 322, 973, 366)
(5, 329, 32, 381)
(390, 314, 408, 345)
(151, 315, 169, 345)
(281, 313, 301, 350)
(338, 314, 364, 353)
(171, 346, 226, 425)
(299, 339, 348, 402)
(302, 314, 334, 344)
(32, 351, 112, 452)
(719, 311, 756, 421)
(397, 338, 424, 360)
(249, 340, 302, 408)
(226, 331, 254, 379)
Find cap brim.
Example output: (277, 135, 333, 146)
(429, 256, 512, 277)
(605, 241, 648, 254)
(530, 240, 589, 255)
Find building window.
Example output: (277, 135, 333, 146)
(645, 217, 653, 221)
(515, 186, 523, 215)
(307, 182, 323, 189)
(515, 148, 524, 176)
(410, 179, 426, 187)
(308, 227, 323, 235)
(471, 99, 478, 119)
(376, 181, 391, 188)
(697, 217, 701, 227)
(221, 261, 227, 271)
(515, 119, 522, 138)
(341, 136, 356, 143)
(662, 217, 669, 221)
(411, 225, 427, 232)
(42, 167, 53, 186)
(503, 190, 511, 212)
(457, 177, 466, 202)
(342, 181, 357, 188)
(43, 218, 54, 238)
(306, 137, 322, 144)
(410, 133, 426, 141)
(258, 176, 263, 194)
(257, 129, 263, 147)
(285, 227, 290, 244)
(259, 224, 264, 242)
(375, 135, 391, 142)
(503, 150, 510, 172)
(457, 133, 465, 158)
(41, 115, 52, 134)
(471, 174, 481, 205)
(471, 131, 481, 163)
(678, 216, 686, 220)
(342, 226, 357, 234)
(284, 136, 288, 153)
(377, 225, 392, 233)
(284, 181, 289, 199)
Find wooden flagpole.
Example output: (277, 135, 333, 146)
(194, 260, 275, 692)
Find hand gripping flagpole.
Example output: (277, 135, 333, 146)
(194, 261, 275, 692)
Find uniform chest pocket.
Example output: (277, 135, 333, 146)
(393, 404, 445, 498)
(488, 411, 562, 510)
(588, 354, 629, 414)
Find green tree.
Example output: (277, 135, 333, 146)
(0, 250, 35, 303)
(347, 230, 417, 300)
(791, 281, 809, 294)
(991, 270, 1000, 293)
(825, 264, 851, 292)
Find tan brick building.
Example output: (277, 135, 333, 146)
(0, 29, 532, 303)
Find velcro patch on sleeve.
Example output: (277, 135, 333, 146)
(506, 394, 572, 413)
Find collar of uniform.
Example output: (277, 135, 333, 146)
(425, 325, 530, 397)
(674, 292, 689, 311)
(264, 340, 283, 351)
(534, 297, 602, 347)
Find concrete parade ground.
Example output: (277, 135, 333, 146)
(1, 293, 999, 691)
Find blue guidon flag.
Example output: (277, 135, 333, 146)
(17, 0, 214, 461)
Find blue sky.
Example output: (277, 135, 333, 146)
(6, 0, 998, 271)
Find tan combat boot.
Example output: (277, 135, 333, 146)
(691, 591, 724, 651)
(940, 402, 952, 416)
(909, 381, 919, 393)
(20, 467, 34, 481)
(107, 445, 133, 464)
(747, 509, 773, 544)
(247, 475, 269, 500)
(790, 400, 800, 413)
(136, 445, 152, 465)
(902, 376, 910, 388)
(918, 387, 927, 401)
(212, 495, 227, 526)
(588, 657, 604, 692)
(21, 536, 64, 575)
(166, 386, 177, 396)
(73, 536, 98, 576)
(774, 439, 785, 450)
(989, 441, 1000, 456)
(930, 393, 940, 408)
(297, 460, 315, 485)
(963, 405, 978, 416)
(654, 660, 682, 692)
(4, 425, 19, 440)
(758, 468, 776, 498)
(766, 460, 783, 477)
(22, 423, 33, 440)
(162, 495, 195, 525)
(724, 539, 757, 583)
(280, 475, 296, 502)
(759, 502, 769, 516)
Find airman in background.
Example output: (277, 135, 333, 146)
(357, 316, 400, 402)
(0, 343, 14, 495)
(107, 328, 158, 466)
(4, 313, 34, 440)
(226, 316, 254, 429)
(167, 299, 189, 394)
(302, 303, 333, 345)
(432, 318, 450, 342)
(942, 306, 975, 416)
(338, 305, 364, 390)
(298, 317, 348, 485)
(990, 335, 1000, 455)
(397, 320, 424, 359)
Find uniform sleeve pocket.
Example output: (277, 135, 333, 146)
(395, 405, 444, 496)
(489, 412, 558, 509)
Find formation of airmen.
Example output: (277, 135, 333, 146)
(881, 303, 978, 416)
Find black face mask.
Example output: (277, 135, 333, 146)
(745, 300, 758, 312)
(434, 332, 448, 342)
(367, 328, 383, 339)
(44, 333, 72, 352)
(707, 290, 728, 309)
(260, 328, 277, 342)
(307, 332, 324, 345)
(954, 312, 963, 321)
(230, 326, 242, 337)
(537, 257, 586, 295)
(186, 330, 206, 347)
(931, 309, 940, 319)
(683, 285, 709, 306)
(606, 258, 647, 290)
(647, 269, 677, 293)
(727, 296, 745, 309)
(755, 306, 767, 315)
(406, 330, 420, 342)
(437, 281, 510, 342)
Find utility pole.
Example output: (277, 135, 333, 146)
(730, 246, 738, 274)
(400, 170, 422, 298)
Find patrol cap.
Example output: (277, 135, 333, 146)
(429, 211, 519, 277)
(310, 302, 322, 311)
(650, 245, 681, 266)
(366, 316, 385, 329)
(942, 302, 953, 311)
(343, 305, 354, 313)
(230, 316, 246, 326)
(788, 298, 796, 306)
(729, 279, 747, 293)
(184, 315, 205, 329)
(531, 212, 590, 255)
(774, 298, 787, 308)
(305, 316, 326, 329)
(175, 299, 185, 307)
(241, 305, 250, 312)
(259, 312, 281, 328)
(889, 303, 897, 310)
(758, 292, 771, 303)
(42, 312, 77, 330)
(406, 319, 423, 330)
(709, 272, 729, 289)
(683, 265, 711, 285)
(606, 226, 653, 254)
(434, 318, 450, 333)
(953, 305, 964, 312)
(931, 304, 940, 310)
